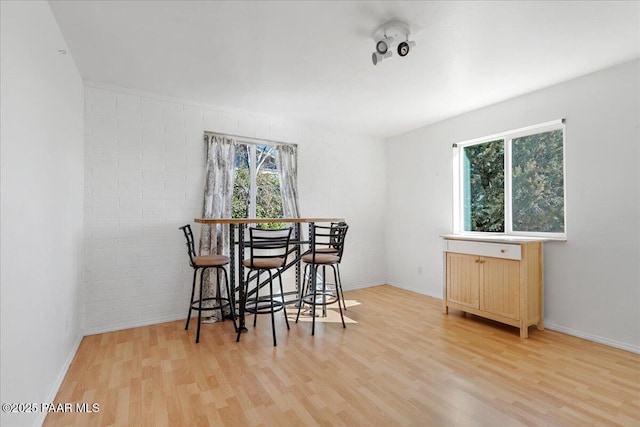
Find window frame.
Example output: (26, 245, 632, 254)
(452, 119, 567, 239)
(227, 135, 294, 228)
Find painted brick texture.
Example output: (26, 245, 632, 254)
(84, 86, 387, 334)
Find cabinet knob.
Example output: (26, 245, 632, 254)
(500, 249, 506, 253)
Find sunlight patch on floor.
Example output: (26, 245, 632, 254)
(288, 300, 360, 323)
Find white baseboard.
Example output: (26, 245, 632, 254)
(83, 313, 184, 336)
(388, 283, 639, 354)
(385, 282, 442, 299)
(35, 333, 84, 427)
(544, 322, 640, 354)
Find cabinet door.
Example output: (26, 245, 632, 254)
(446, 253, 479, 309)
(480, 257, 520, 320)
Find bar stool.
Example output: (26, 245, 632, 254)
(306, 222, 348, 311)
(179, 224, 237, 343)
(296, 223, 349, 335)
(236, 227, 292, 347)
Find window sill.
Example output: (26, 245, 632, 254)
(441, 234, 567, 243)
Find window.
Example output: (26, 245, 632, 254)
(232, 143, 284, 229)
(453, 120, 566, 238)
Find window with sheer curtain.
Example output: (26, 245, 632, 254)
(200, 133, 300, 309)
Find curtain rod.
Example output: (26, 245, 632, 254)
(204, 131, 295, 147)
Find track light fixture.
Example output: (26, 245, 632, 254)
(371, 20, 416, 66)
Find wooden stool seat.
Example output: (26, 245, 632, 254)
(194, 254, 230, 267)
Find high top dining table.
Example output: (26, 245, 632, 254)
(194, 217, 344, 333)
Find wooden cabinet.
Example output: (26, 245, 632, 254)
(443, 237, 544, 338)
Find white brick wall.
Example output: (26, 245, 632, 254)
(84, 85, 387, 334)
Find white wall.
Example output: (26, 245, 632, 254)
(0, 2, 85, 426)
(385, 60, 640, 352)
(83, 85, 386, 334)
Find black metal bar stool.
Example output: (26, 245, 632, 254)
(236, 227, 292, 346)
(296, 223, 349, 335)
(304, 221, 349, 312)
(179, 224, 237, 343)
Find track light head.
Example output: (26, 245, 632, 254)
(372, 50, 392, 65)
(375, 36, 394, 55)
(397, 40, 416, 57)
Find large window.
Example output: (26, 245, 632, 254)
(454, 120, 566, 238)
(232, 143, 284, 229)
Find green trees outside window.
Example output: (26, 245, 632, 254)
(459, 125, 565, 236)
(512, 130, 564, 233)
(463, 139, 505, 232)
(232, 144, 284, 230)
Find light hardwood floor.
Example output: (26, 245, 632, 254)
(45, 285, 639, 426)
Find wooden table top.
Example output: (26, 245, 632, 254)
(194, 217, 344, 224)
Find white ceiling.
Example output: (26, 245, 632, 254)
(48, 1, 640, 139)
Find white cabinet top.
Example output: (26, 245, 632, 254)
(441, 234, 552, 244)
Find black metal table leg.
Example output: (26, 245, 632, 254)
(227, 223, 237, 326)
(295, 223, 301, 301)
(229, 223, 235, 294)
(304, 222, 315, 314)
(237, 223, 248, 334)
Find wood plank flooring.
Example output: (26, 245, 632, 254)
(45, 285, 640, 426)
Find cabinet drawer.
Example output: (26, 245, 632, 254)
(444, 240, 521, 260)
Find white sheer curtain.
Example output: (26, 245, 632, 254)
(276, 144, 300, 218)
(199, 134, 236, 317)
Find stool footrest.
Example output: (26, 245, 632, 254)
(244, 297, 286, 315)
(301, 292, 339, 306)
(190, 297, 232, 311)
